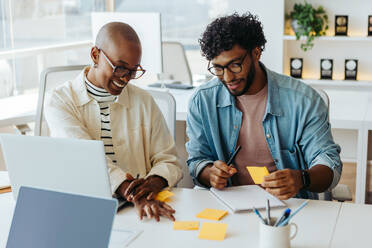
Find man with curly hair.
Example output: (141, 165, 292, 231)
(186, 13, 342, 200)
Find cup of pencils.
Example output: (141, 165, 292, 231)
(254, 200, 309, 248)
(259, 216, 297, 248)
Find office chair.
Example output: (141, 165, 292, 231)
(314, 88, 352, 202)
(35, 66, 177, 142)
(160, 41, 193, 85)
(146, 90, 176, 142)
(35, 65, 87, 136)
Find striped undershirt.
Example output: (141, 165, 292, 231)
(85, 77, 118, 164)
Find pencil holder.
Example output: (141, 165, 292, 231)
(259, 217, 297, 248)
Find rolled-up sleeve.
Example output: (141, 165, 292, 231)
(300, 93, 342, 190)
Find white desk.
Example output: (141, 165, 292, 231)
(330, 202, 372, 248)
(0, 93, 38, 128)
(0, 188, 341, 248)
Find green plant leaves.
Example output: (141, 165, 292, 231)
(287, 2, 328, 51)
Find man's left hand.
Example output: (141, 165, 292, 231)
(261, 169, 303, 200)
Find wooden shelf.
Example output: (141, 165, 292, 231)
(283, 35, 372, 42)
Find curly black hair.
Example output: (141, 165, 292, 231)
(199, 12, 267, 60)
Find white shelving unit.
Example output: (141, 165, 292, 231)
(302, 79, 372, 90)
(283, 0, 372, 82)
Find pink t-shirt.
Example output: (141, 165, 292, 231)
(231, 83, 277, 186)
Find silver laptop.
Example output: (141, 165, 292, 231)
(6, 186, 117, 248)
(0, 134, 112, 200)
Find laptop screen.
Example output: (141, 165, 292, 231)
(6, 186, 117, 248)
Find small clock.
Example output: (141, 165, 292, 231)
(320, 59, 333, 80)
(345, 59, 358, 80)
(290, 58, 303, 79)
(335, 15, 348, 36)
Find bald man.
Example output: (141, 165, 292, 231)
(45, 22, 183, 221)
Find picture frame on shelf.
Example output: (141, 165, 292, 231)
(368, 15, 372, 36)
(290, 58, 303, 79)
(335, 15, 348, 36)
(320, 59, 333, 80)
(345, 59, 358, 80)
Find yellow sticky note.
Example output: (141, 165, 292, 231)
(173, 221, 199, 230)
(198, 222, 228, 241)
(155, 190, 174, 202)
(246, 166, 269, 184)
(196, 208, 228, 221)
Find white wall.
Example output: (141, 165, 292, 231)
(227, 0, 284, 74)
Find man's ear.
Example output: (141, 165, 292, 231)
(252, 47, 262, 61)
(90, 46, 100, 66)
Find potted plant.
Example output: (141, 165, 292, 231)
(286, 2, 329, 51)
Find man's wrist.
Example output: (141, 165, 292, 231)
(197, 163, 213, 187)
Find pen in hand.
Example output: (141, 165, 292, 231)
(130, 174, 140, 194)
(226, 145, 242, 166)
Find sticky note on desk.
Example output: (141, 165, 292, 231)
(173, 221, 199, 230)
(196, 208, 228, 221)
(155, 190, 174, 202)
(198, 222, 227, 241)
(246, 166, 269, 184)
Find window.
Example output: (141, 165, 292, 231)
(0, 0, 106, 97)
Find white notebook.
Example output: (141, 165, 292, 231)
(0, 171, 10, 189)
(210, 185, 286, 212)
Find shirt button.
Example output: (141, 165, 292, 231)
(234, 125, 238, 129)
(266, 133, 271, 138)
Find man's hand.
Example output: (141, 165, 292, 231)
(119, 174, 167, 202)
(199, 160, 237, 189)
(134, 198, 176, 222)
(261, 169, 303, 200)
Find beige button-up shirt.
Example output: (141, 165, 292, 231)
(45, 67, 183, 193)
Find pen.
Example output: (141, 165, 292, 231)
(266, 199, 271, 225)
(278, 200, 309, 227)
(226, 145, 242, 166)
(253, 207, 267, 225)
(274, 208, 291, 227)
(129, 174, 140, 196)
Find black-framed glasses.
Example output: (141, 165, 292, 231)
(207, 51, 249, 76)
(100, 49, 146, 79)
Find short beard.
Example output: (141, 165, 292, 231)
(228, 61, 256, 97)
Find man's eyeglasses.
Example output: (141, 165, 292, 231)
(207, 51, 249, 76)
(99, 49, 146, 79)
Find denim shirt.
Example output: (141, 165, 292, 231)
(186, 65, 342, 199)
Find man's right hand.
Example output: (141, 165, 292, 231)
(198, 160, 237, 189)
